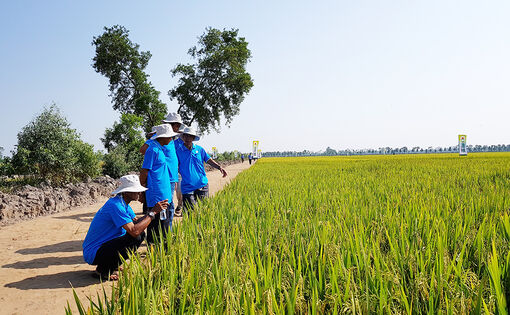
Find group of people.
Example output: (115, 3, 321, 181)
(82, 113, 227, 280)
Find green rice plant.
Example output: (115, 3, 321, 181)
(69, 153, 510, 314)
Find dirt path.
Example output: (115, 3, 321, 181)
(0, 162, 252, 315)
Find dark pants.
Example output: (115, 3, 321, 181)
(183, 184, 209, 211)
(93, 232, 145, 275)
(249, 159, 252, 165)
(146, 203, 174, 244)
(142, 191, 148, 213)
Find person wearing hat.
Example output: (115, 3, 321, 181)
(139, 112, 183, 155)
(82, 174, 168, 280)
(139, 113, 185, 217)
(139, 124, 180, 243)
(175, 126, 227, 211)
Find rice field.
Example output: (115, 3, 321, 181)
(70, 153, 510, 314)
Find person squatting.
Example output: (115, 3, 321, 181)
(82, 112, 227, 280)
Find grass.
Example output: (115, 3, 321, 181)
(69, 153, 510, 314)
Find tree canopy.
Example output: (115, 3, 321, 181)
(92, 25, 167, 133)
(169, 27, 253, 133)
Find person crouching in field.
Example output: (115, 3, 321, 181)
(82, 175, 168, 281)
(175, 126, 227, 211)
(139, 124, 180, 244)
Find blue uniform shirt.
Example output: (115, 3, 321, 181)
(82, 195, 135, 264)
(142, 140, 173, 207)
(145, 138, 179, 183)
(175, 141, 211, 194)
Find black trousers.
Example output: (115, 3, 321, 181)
(182, 184, 209, 211)
(92, 232, 145, 275)
(146, 205, 173, 245)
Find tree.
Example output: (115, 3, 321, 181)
(324, 147, 337, 156)
(92, 25, 167, 176)
(169, 27, 254, 133)
(100, 113, 144, 177)
(92, 25, 167, 133)
(10, 105, 101, 184)
(101, 113, 145, 152)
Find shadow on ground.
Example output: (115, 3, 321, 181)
(3, 255, 84, 269)
(16, 240, 83, 255)
(54, 211, 96, 223)
(4, 270, 99, 289)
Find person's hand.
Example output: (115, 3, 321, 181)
(152, 199, 168, 214)
(220, 168, 227, 178)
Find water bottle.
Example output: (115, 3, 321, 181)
(160, 208, 167, 220)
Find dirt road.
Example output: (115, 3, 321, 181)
(0, 162, 252, 315)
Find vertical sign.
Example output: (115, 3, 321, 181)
(458, 135, 467, 156)
(252, 141, 259, 157)
(212, 147, 218, 159)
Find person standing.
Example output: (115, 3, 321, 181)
(175, 126, 227, 211)
(82, 174, 168, 280)
(241, 154, 245, 163)
(139, 124, 180, 244)
(139, 113, 183, 216)
(248, 153, 253, 165)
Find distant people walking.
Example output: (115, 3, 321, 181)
(175, 127, 227, 211)
(248, 153, 253, 165)
(241, 154, 245, 163)
(139, 124, 180, 244)
(82, 175, 168, 280)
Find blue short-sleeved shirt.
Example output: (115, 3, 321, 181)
(82, 195, 135, 264)
(145, 138, 178, 183)
(175, 141, 211, 194)
(142, 141, 173, 207)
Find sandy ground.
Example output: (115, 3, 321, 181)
(0, 162, 252, 315)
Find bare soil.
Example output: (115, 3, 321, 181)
(0, 162, 252, 315)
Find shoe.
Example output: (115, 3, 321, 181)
(174, 206, 183, 217)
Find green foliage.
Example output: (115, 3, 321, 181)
(100, 113, 145, 178)
(101, 113, 145, 152)
(0, 156, 13, 177)
(101, 146, 129, 179)
(92, 25, 167, 133)
(169, 27, 254, 133)
(10, 105, 101, 184)
(101, 145, 143, 179)
(215, 150, 240, 162)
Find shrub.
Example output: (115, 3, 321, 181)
(10, 104, 101, 185)
(101, 146, 130, 179)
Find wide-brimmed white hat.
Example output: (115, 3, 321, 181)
(111, 174, 148, 196)
(177, 124, 188, 133)
(162, 112, 183, 124)
(181, 126, 201, 141)
(153, 124, 180, 139)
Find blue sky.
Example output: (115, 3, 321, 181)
(1, 1, 509, 155)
